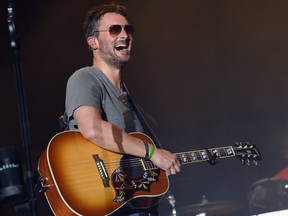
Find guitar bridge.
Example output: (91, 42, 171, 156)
(93, 154, 110, 187)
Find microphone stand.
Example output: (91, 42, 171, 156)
(167, 191, 177, 216)
(7, 0, 38, 215)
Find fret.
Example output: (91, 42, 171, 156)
(177, 152, 201, 164)
(143, 160, 157, 170)
(210, 149, 220, 157)
(180, 153, 188, 163)
(208, 147, 235, 158)
(199, 150, 209, 160)
(190, 152, 198, 162)
(225, 147, 235, 156)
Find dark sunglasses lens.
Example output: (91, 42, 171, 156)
(125, 25, 134, 35)
(109, 25, 134, 36)
(109, 25, 122, 36)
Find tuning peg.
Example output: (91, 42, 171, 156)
(235, 142, 251, 148)
(241, 157, 251, 166)
(246, 159, 251, 166)
(234, 142, 241, 147)
(253, 160, 258, 166)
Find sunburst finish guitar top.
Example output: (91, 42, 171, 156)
(38, 131, 169, 216)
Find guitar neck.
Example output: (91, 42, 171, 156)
(143, 146, 236, 170)
(175, 146, 235, 165)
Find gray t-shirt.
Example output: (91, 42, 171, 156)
(65, 66, 144, 133)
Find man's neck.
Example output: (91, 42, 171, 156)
(93, 60, 122, 90)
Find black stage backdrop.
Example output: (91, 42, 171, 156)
(1, 1, 288, 215)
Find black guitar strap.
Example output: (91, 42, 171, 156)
(123, 83, 177, 205)
(123, 83, 163, 149)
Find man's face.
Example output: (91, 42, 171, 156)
(96, 13, 133, 68)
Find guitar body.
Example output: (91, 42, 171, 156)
(38, 131, 169, 216)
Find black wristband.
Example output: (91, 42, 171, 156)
(143, 140, 149, 160)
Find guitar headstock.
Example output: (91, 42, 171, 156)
(233, 142, 261, 165)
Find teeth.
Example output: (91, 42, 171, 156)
(115, 44, 128, 51)
(115, 41, 128, 50)
(116, 44, 127, 48)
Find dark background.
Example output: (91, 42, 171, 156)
(1, 0, 288, 215)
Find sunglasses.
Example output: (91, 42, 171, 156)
(94, 25, 135, 37)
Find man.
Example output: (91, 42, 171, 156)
(65, 3, 181, 215)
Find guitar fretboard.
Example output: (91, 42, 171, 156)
(176, 146, 235, 165)
(143, 146, 236, 170)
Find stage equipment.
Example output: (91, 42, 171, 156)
(180, 196, 242, 216)
(248, 178, 288, 215)
(166, 192, 177, 216)
(6, 0, 38, 215)
(251, 209, 288, 216)
(0, 146, 27, 204)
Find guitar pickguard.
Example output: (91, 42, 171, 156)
(111, 167, 160, 202)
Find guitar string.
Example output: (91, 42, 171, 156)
(58, 148, 232, 168)
(57, 158, 152, 169)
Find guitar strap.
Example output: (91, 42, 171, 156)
(123, 83, 163, 149)
(123, 83, 177, 206)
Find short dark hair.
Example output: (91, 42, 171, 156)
(83, 3, 128, 39)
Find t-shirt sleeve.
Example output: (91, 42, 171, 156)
(65, 69, 103, 123)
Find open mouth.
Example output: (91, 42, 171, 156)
(115, 41, 129, 51)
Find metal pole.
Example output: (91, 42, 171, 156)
(7, 0, 38, 215)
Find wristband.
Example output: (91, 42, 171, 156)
(147, 144, 155, 160)
(143, 140, 149, 160)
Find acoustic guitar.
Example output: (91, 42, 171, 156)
(37, 131, 261, 216)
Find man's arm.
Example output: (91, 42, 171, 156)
(73, 106, 181, 175)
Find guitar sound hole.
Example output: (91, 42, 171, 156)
(120, 155, 144, 178)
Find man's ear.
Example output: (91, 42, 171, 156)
(87, 36, 98, 50)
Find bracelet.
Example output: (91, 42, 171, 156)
(147, 144, 155, 160)
(143, 140, 149, 160)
